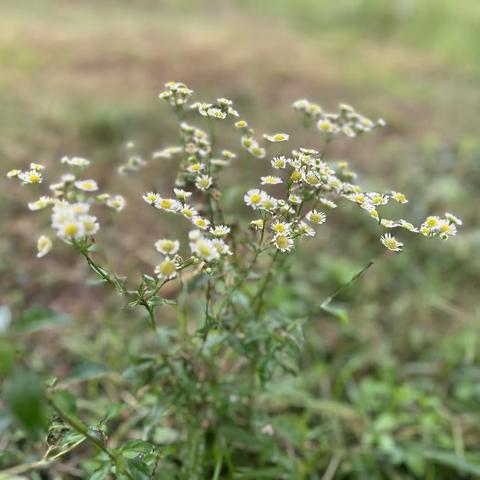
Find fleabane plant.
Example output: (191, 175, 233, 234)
(6, 81, 462, 477)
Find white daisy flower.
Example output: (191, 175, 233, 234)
(306, 210, 326, 224)
(57, 220, 85, 240)
(423, 216, 441, 230)
(288, 194, 301, 205)
(207, 107, 227, 119)
(391, 191, 408, 204)
(260, 196, 278, 212)
(244, 189, 267, 209)
(380, 233, 403, 252)
(235, 120, 248, 129)
(30, 163, 45, 171)
(61, 156, 90, 168)
(187, 163, 205, 173)
(210, 225, 231, 237)
(192, 216, 210, 230)
(241, 136, 255, 149)
(271, 221, 291, 235)
(80, 215, 100, 236)
(155, 197, 181, 212)
(445, 212, 462, 226)
(143, 192, 160, 205)
(181, 205, 198, 219)
(19, 170, 43, 184)
(195, 175, 213, 191)
(155, 239, 180, 255)
(188, 229, 202, 241)
(61, 173, 76, 183)
(222, 150, 236, 160)
(320, 198, 337, 209)
(271, 156, 287, 169)
(155, 258, 177, 280)
(37, 235, 52, 258)
(106, 195, 126, 212)
(297, 221, 315, 237)
(28, 196, 53, 211)
(263, 133, 290, 142)
(368, 192, 389, 206)
(173, 188, 192, 202)
(303, 171, 321, 187)
(420, 226, 432, 237)
(190, 238, 220, 262)
(274, 234, 294, 252)
(261, 176, 283, 185)
(7, 169, 21, 178)
(71, 202, 91, 215)
(438, 220, 458, 239)
(290, 170, 303, 183)
(250, 219, 264, 230)
(248, 146, 266, 158)
(212, 239, 232, 256)
(317, 119, 335, 133)
(74, 179, 99, 192)
(380, 219, 401, 228)
(152, 146, 182, 159)
(349, 193, 366, 204)
(399, 219, 418, 232)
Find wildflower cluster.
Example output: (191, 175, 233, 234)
(7, 162, 44, 184)
(8, 82, 461, 296)
(7, 158, 125, 258)
(5, 82, 464, 479)
(293, 99, 385, 137)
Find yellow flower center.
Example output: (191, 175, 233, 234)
(290, 171, 302, 182)
(198, 242, 212, 257)
(64, 223, 79, 237)
(30, 173, 41, 183)
(306, 173, 318, 185)
(250, 194, 261, 204)
(385, 239, 397, 249)
(161, 241, 175, 253)
(159, 260, 176, 277)
(275, 236, 289, 249)
(160, 199, 173, 209)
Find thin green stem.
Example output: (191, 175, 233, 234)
(46, 394, 132, 479)
(253, 250, 280, 315)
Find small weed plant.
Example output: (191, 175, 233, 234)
(4, 82, 462, 479)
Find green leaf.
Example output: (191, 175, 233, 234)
(50, 389, 77, 416)
(120, 440, 155, 457)
(124, 457, 152, 480)
(320, 301, 349, 324)
(66, 360, 114, 384)
(15, 307, 71, 333)
(4, 370, 49, 439)
(147, 296, 176, 309)
(423, 449, 480, 476)
(0, 336, 16, 376)
(90, 465, 112, 480)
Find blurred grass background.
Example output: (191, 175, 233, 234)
(1, 0, 480, 476)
